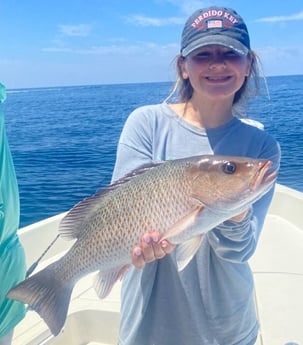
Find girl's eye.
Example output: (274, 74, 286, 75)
(190, 50, 242, 61)
(197, 52, 210, 57)
(223, 51, 240, 59)
(192, 52, 210, 59)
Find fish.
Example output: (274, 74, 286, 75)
(7, 154, 276, 336)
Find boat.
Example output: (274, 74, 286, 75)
(11, 183, 303, 345)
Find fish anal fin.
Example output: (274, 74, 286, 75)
(161, 205, 204, 243)
(94, 265, 130, 299)
(176, 235, 204, 272)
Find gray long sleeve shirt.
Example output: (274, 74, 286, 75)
(112, 103, 280, 345)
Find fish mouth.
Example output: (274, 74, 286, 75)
(250, 160, 277, 192)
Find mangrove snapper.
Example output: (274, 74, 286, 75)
(7, 155, 276, 336)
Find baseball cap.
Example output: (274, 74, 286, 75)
(181, 6, 250, 57)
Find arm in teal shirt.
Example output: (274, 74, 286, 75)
(0, 83, 26, 339)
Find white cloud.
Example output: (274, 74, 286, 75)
(42, 47, 73, 53)
(43, 42, 179, 57)
(58, 24, 92, 37)
(256, 11, 303, 23)
(126, 0, 213, 26)
(160, 0, 212, 15)
(126, 14, 184, 26)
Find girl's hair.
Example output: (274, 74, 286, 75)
(166, 50, 264, 116)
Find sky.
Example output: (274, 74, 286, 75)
(1, 0, 303, 89)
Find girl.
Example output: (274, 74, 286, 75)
(112, 6, 280, 345)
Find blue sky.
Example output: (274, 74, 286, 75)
(1, 0, 303, 88)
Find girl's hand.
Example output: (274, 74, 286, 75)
(132, 231, 175, 269)
(230, 209, 250, 222)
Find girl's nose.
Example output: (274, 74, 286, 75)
(208, 56, 227, 70)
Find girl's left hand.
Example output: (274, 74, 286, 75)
(230, 209, 250, 222)
(132, 231, 175, 269)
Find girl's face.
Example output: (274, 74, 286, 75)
(181, 45, 252, 101)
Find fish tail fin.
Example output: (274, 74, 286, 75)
(7, 263, 73, 336)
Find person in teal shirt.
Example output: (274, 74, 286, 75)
(0, 83, 26, 345)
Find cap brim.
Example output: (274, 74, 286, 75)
(181, 35, 249, 57)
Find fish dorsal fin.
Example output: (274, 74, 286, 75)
(94, 265, 130, 299)
(108, 161, 164, 191)
(59, 161, 164, 240)
(176, 235, 204, 271)
(59, 193, 105, 240)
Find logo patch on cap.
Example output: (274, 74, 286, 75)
(207, 20, 223, 29)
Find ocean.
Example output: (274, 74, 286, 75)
(3, 75, 303, 228)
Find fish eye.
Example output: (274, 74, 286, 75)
(222, 161, 237, 174)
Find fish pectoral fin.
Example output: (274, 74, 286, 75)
(94, 265, 130, 299)
(161, 205, 204, 242)
(176, 235, 204, 272)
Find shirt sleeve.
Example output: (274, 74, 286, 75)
(111, 107, 154, 182)
(0, 83, 26, 336)
(207, 133, 281, 263)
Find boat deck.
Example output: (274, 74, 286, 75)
(12, 184, 303, 345)
(251, 217, 303, 344)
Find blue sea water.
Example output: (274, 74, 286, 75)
(2, 75, 303, 228)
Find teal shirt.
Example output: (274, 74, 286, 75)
(0, 84, 26, 338)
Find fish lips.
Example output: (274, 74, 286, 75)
(249, 160, 277, 192)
